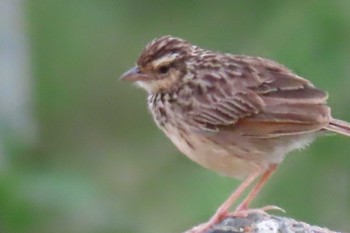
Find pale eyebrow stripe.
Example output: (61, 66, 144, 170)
(151, 53, 178, 68)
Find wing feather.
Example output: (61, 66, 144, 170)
(187, 56, 330, 137)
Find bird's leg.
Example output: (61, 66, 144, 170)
(234, 164, 280, 215)
(211, 168, 261, 219)
(190, 169, 261, 233)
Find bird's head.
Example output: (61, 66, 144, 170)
(120, 36, 200, 93)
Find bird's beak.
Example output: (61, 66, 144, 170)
(119, 66, 149, 82)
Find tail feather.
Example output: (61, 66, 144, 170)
(325, 118, 350, 137)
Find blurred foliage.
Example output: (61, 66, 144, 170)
(1, 1, 349, 232)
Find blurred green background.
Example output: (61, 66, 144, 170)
(1, 1, 349, 233)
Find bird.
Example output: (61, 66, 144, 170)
(120, 35, 350, 233)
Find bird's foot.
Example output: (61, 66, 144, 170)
(232, 205, 285, 217)
(184, 207, 229, 233)
(185, 205, 285, 233)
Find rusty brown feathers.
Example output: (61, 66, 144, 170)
(137, 36, 332, 135)
(121, 35, 350, 178)
(120, 36, 350, 232)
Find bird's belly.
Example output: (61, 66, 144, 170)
(162, 123, 316, 179)
(163, 126, 258, 179)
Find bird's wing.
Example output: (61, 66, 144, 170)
(187, 56, 330, 137)
(188, 90, 263, 128)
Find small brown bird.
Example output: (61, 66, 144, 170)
(120, 36, 350, 232)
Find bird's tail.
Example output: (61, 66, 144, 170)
(325, 118, 350, 137)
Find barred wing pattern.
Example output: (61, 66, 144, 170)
(188, 56, 331, 137)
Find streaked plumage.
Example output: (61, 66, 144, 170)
(120, 36, 350, 232)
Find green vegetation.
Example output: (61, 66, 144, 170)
(1, 1, 349, 232)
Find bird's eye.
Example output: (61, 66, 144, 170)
(158, 65, 170, 74)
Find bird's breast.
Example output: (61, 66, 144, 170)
(161, 123, 259, 179)
(147, 93, 316, 179)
